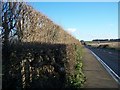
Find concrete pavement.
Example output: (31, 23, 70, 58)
(82, 47, 119, 88)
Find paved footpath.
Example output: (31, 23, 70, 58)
(82, 47, 119, 88)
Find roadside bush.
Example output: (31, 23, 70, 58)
(65, 44, 86, 88)
(2, 43, 86, 89)
(2, 2, 85, 89)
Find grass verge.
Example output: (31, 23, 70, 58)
(66, 44, 86, 88)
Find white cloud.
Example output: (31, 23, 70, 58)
(66, 28, 77, 34)
(65, 28, 81, 40)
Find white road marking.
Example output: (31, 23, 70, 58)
(108, 52, 112, 54)
(89, 49, 120, 85)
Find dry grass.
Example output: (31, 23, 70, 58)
(87, 41, 120, 50)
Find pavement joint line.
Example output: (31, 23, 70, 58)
(88, 49, 120, 85)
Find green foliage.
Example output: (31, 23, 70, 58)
(66, 45, 86, 88)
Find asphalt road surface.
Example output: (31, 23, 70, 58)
(86, 45, 120, 78)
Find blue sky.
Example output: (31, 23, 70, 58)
(28, 2, 118, 41)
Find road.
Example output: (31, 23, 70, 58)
(85, 45, 120, 83)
